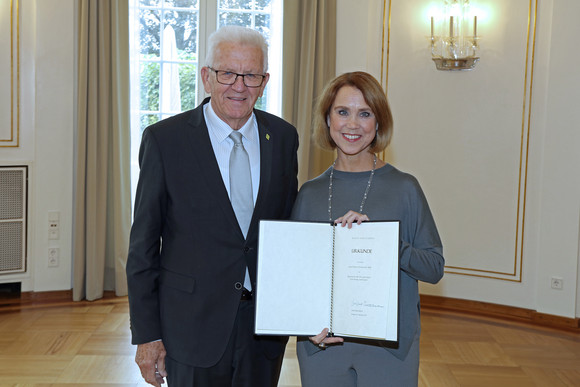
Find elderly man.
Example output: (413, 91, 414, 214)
(127, 25, 299, 387)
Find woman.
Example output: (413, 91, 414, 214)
(291, 72, 444, 387)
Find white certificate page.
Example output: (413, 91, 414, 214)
(332, 222, 399, 341)
(255, 221, 334, 336)
(255, 220, 399, 342)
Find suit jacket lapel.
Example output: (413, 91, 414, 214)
(184, 100, 242, 237)
(249, 111, 273, 238)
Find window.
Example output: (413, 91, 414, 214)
(129, 0, 283, 200)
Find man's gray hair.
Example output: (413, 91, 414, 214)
(205, 25, 269, 72)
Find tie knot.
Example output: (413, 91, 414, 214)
(230, 131, 243, 145)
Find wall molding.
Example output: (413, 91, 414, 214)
(1, 0, 20, 147)
(379, 0, 539, 282)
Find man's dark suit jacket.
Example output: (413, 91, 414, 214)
(126, 97, 299, 368)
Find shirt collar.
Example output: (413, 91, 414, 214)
(204, 100, 257, 144)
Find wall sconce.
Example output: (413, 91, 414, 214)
(430, 0, 479, 70)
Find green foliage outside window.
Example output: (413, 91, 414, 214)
(140, 54, 266, 132)
(137, 0, 271, 132)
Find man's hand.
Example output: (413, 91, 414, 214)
(135, 341, 167, 386)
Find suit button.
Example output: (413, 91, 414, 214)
(234, 282, 243, 290)
(244, 246, 250, 253)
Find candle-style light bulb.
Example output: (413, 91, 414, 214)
(431, 16, 434, 39)
(450, 16, 454, 37)
(474, 15, 478, 37)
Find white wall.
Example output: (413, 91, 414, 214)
(533, 0, 580, 317)
(33, 0, 75, 291)
(337, 0, 579, 318)
(0, 0, 75, 292)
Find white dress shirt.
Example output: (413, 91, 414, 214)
(203, 102, 261, 205)
(203, 101, 260, 290)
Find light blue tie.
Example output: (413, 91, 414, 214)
(229, 131, 253, 290)
(229, 131, 253, 236)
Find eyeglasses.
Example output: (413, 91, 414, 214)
(208, 67, 266, 88)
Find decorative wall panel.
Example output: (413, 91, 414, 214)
(381, 0, 537, 281)
(1, 0, 19, 147)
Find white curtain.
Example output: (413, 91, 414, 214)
(74, 0, 131, 301)
(282, 0, 337, 185)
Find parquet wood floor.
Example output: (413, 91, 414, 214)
(0, 295, 578, 386)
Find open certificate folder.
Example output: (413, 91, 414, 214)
(255, 220, 399, 342)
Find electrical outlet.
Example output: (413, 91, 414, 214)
(48, 247, 59, 267)
(48, 223, 60, 240)
(48, 211, 60, 240)
(550, 276, 563, 290)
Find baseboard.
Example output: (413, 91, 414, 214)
(2, 290, 578, 333)
(0, 289, 123, 313)
(420, 294, 580, 332)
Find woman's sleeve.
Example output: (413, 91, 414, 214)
(399, 178, 445, 284)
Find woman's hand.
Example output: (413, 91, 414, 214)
(334, 210, 370, 228)
(309, 328, 344, 349)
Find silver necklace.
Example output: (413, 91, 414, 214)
(328, 154, 377, 222)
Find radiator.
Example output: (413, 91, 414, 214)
(0, 166, 27, 274)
